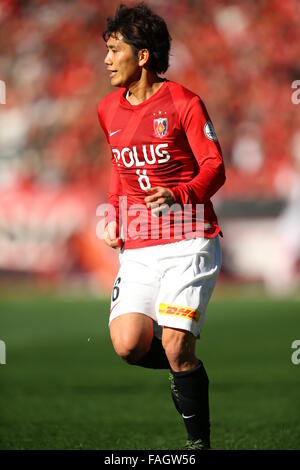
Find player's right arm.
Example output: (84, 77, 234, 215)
(104, 221, 123, 249)
(104, 155, 123, 249)
(171, 94, 226, 206)
(98, 99, 123, 250)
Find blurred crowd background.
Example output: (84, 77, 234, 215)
(0, 0, 300, 295)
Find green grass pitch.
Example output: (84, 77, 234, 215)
(0, 294, 299, 449)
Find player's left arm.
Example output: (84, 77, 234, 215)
(144, 97, 225, 209)
(144, 186, 175, 212)
(172, 96, 225, 205)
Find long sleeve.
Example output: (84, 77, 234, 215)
(171, 97, 226, 205)
(107, 157, 122, 232)
(97, 102, 122, 233)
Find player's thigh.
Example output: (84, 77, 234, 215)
(109, 250, 160, 325)
(110, 312, 154, 357)
(157, 236, 222, 338)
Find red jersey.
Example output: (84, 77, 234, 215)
(98, 80, 225, 249)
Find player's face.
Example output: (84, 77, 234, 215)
(104, 33, 140, 88)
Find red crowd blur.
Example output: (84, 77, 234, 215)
(0, 0, 299, 289)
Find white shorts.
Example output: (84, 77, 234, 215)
(109, 236, 222, 338)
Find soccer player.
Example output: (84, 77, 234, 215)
(98, 3, 226, 450)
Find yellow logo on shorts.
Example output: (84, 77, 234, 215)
(159, 303, 200, 322)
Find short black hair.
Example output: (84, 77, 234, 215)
(103, 3, 171, 74)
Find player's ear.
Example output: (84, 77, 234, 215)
(138, 49, 150, 68)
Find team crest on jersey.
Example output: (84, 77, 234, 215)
(153, 117, 168, 138)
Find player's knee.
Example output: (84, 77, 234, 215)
(163, 345, 188, 369)
(117, 346, 139, 364)
(162, 331, 196, 370)
(110, 315, 153, 365)
(111, 335, 147, 365)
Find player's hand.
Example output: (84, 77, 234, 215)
(104, 221, 123, 249)
(144, 186, 175, 216)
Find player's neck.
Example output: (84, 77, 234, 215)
(126, 70, 165, 105)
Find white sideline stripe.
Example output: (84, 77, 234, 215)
(0, 80, 6, 104)
(0, 340, 6, 365)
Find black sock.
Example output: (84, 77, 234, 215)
(135, 336, 170, 369)
(172, 361, 210, 447)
